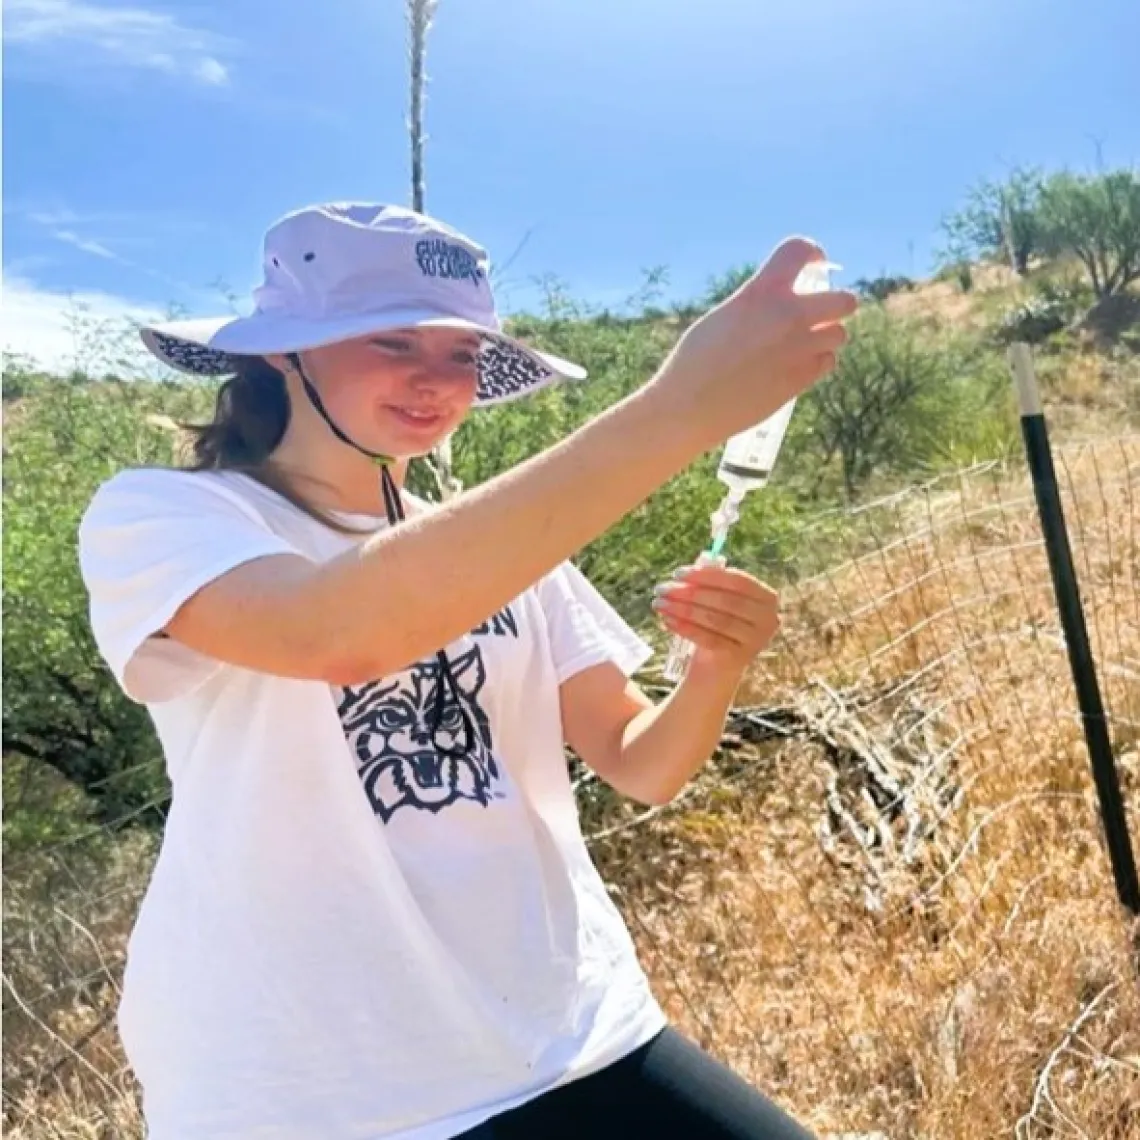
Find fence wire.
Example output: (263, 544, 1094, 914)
(4, 437, 1139, 1139)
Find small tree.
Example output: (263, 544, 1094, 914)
(941, 167, 1045, 276)
(1038, 169, 1140, 298)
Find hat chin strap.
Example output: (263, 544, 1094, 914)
(286, 352, 395, 468)
(285, 352, 475, 761)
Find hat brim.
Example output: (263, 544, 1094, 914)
(140, 307, 587, 408)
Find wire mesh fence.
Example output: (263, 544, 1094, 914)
(4, 436, 1139, 1138)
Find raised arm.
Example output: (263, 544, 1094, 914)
(162, 240, 855, 683)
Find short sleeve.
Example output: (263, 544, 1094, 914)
(536, 562, 653, 686)
(77, 468, 303, 705)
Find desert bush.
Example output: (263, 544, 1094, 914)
(3, 379, 212, 841)
(994, 271, 1098, 347)
(934, 262, 975, 293)
(852, 275, 916, 302)
(941, 167, 1046, 276)
(1038, 168, 1140, 298)
(788, 308, 1014, 498)
(995, 297, 1070, 345)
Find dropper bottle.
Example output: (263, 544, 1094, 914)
(662, 259, 839, 682)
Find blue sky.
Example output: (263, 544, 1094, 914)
(3, 0, 1138, 371)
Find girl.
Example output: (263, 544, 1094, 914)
(78, 202, 855, 1139)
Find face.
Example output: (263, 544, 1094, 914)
(286, 327, 481, 459)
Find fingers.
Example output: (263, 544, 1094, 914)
(655, 573, 778, 626)
(752, 237, 827, 291)
(673, 564, 779, 600)
(656, 566, 780, 653)
(656, 595, 781, 651)
(807, 321, 849, 353)
(656, 585, 776, 628)
(794, 288, 859, 329)
(657, 611, 746, 652)
(812, 350, 837, 377)
(655, 596, 760, 646)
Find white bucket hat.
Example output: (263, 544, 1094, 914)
(140, 202, 587, 407)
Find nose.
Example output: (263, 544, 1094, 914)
(408, 361, 473, 394)
(406, 367, 448, 394)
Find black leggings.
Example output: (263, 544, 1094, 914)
(456, 1028, 816, 1139)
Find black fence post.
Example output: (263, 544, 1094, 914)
(1008, 344, 1140, 916)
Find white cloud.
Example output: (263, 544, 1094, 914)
(1, 275, 164, 375)
(5, 0, 233, 87)
(51, 229, 118, 259)
(194, 57, 229, 86)
(14, 208, 212, 304)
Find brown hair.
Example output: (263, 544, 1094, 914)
(178, 357, 368, 535)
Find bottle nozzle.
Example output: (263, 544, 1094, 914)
(711, 488, 743, 532)
(709, 487, 744, 554)
(795, 261, 842, 294)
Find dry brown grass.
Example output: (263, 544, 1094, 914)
(1037, 351, 1140, 441)
(884, 263, 1021, 333)
(3, 833, 152, 1139)
(5, 439, 1139, 1139)
(591, 435, 1140, 1138)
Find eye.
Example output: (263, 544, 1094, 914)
(438, 706, 464, 733)
(372, 706, 408, 731)
(371, 337, 413, 355)
(451, 349, 479, 367)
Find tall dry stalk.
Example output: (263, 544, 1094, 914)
(405, 0, 462, 500)
(406, 0, 437, 215)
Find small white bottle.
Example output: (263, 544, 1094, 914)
(714, 260, 839, 495)
(716, 396, 799, 495)
(661, 259, 839, 684)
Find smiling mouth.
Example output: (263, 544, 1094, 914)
(387, 406, 446, 428)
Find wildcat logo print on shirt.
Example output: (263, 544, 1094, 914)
(336, 607, 518, 823)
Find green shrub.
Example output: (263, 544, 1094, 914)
(933, 262, 975, 293)
(785, 308, 1015, 497)
(1030, 272, 1095, 312)
(3, 378, 212, 844)
(853, 275, 916, 303)
(994, 273, 1095, 346)
(996, 297, 1069, 345)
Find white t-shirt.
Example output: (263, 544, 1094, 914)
(77, 468, 667, 1140)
